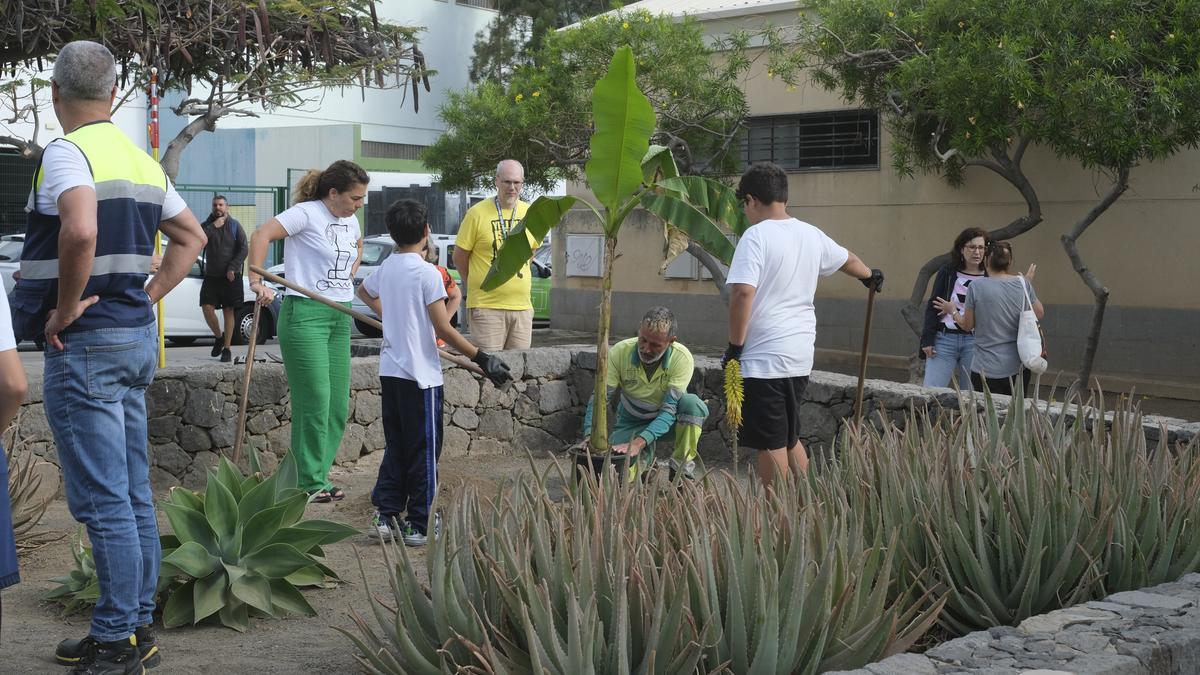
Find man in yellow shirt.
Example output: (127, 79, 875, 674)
(582, 307, 709, 480)
(453, 159, 539, 350)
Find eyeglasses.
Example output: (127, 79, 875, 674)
(964, 245, 987, 251)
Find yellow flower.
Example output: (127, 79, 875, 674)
(787, 85, 797, 92)
(964, 131, 972, 139)
(724, 360, 744, 431)
(532, 91, 541, 98)
(644, 16, 651, 23)
(958, 20, 965, 28)
(968, 115, 976, 125)
(515, 93, 524, 102)
(887, 10, 895, 17)
(622, 21, 630, 29)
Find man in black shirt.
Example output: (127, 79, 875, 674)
(200, 195, 248, 362)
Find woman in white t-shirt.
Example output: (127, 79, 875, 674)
(247, 160, 367, 502)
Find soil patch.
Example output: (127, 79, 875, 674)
(3, 452, 557, 674)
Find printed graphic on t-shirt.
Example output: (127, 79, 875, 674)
(316, 222, 354, 293)
(942, 271, 980, 329)
(489, 216, 518, 258)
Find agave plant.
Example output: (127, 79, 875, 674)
(158, 451, 359, 631)
(43, 528, 100, 615)
(6, 436, 56, 550)
(341, 465, 939, 674)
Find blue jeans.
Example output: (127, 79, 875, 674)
(923, 331, 976, 390)
(44, 324, 159, 641)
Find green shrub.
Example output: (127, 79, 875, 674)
(341, 467, 939, 674)
(42, 528, 99, 615)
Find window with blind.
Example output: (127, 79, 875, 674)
(740, 109, 879, 171)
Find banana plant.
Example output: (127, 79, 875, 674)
(481, 46, 747, 453)
(157, 451, 359, 632)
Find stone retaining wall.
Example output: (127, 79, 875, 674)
(830, 576, 1200, 675)
(12, 346, 1197, 490)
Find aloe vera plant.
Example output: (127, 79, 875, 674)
(157, 451, 359, 631)
(342, 467, 939, 673)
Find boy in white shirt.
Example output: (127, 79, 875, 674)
(356, 199, 512, 546)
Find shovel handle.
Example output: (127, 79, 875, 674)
(853, 285, 877, 427)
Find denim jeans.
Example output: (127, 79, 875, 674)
(44, 324, 159, 641)
(923, 331, 976, 391)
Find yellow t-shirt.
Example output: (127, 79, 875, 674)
(455, 197, 537, 310)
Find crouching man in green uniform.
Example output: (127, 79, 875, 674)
(581, 306, 709, 480)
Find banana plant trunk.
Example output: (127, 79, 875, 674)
(590, 234, 619, 453)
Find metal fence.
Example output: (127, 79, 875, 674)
(0, 151, 36, 237)
(177, 184, 287, 267)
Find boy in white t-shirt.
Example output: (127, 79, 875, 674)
(356, 199, 512, 546)
(724, 162, 883, 488)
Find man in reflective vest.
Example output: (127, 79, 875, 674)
(11, 41, 206, 675)
(582, 306, 709, 480)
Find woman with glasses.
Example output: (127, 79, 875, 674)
(920, 227, 989, 389)
(955, 241, 1045, 396)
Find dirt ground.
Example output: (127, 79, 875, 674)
(2, 452, 561, 674)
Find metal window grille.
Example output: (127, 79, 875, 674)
(360, 141, 428, 161)
(741, 110, 879, 171)
(0, 151, 36, 237)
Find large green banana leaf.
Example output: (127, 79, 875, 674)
(640, 192, 736, 265)
(584, 45, 656, 218)
(480, 196, 587, 291)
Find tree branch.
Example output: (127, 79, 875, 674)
(687, 241, 730, 304)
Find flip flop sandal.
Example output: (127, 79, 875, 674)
(328, 487, 346, 501)
(308, 490, 333, 503)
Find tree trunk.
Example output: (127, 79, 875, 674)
(1061, 166, 1129, 390)
(160, 108, 221, 182)
(901, 140, 1043, 380)
(0, 136, 43, 161)
(687, 240, 730, 304)
(590, 234, 618, 453)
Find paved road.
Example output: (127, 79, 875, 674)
(14, 337, 291, 374)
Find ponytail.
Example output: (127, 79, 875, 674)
(291, 160, 370, 205)
(987, 241, 1014, 273)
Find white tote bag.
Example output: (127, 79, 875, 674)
(1017, 276, 1047, 375)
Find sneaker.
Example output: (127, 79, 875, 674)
(401, 522, 427, 547)
(57, 626, 159, 670)
(369, 511, 401, 541)
(220, 348, 232, 363)
(57, 634, 146, 674)
(210, 341, 223, 357)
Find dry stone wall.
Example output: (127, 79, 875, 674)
(12, 346, 1197, 490)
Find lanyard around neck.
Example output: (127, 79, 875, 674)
(494, 197, 518, 235)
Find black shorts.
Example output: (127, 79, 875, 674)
(199, 276, 243, 309)
(740, 376, 809, 451)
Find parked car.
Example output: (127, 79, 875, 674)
(158, 251, 282, 346)
(0, 234, 24, 295)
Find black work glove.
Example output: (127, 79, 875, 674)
(861, 268, 884, 293)
(471, 349, 512, 386)
(722, 343, 743, 369)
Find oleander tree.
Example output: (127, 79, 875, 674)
(769, 0, 1200, 387)
(423, 9, 751, 194)
(0, 0, 428, 180)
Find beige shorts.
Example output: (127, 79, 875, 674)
(469, 308, 533, 351)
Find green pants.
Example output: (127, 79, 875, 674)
(609, 393, 708, 479)
(278, 296, 351, 493)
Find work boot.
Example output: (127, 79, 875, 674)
(57, 626, 160, 669)
(56, 634, 144, 674)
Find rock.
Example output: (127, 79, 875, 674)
(147, 415, 181, 442)
(208, 417, 237, 449)
(469, 438, 506, 456)
(178, 426, 212, 454)
(247, 410, 279, 435)
(569, 369, 596, 406)
(514, 426, 561, 456)
(267, 423, 292, 457)
(354, 391, 381, 425)
(146, 378, 187, 418)
(540, 411, 581, 440)
(254, 447, 279, 474)
(335, 423, 366, 465)
(365, 418, 385, 453)
(515, 395, 540, 421)
(524, 348, 572, 378)
(443, 426, 470, 458)
(478, 410, 514, 441)
(1105, 590, 1192, 610)
(573, 349, 597, 370)
(349, 361, 379, 390)
(451, 408, 480, 430)
(17, 406, 53, 443)
(539, 381, 572, 414)
(149, 466, 180, 492)
(1059, 631, 1111, 653)
(494, 350, 526, 380)
(1018, 607, 1120, 635)
(182, 389, 224, 428)
(151, 442, 190, 476)
(1060, 654, 1143, 674)
(247, 365, 290, 406)
(797, 402, 839, 443)
(864, 653, 937, 675)
(443, 369, 480, 407)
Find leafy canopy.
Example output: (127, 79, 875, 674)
(468, 0, 615, 83)
(424, 10, 750, 192)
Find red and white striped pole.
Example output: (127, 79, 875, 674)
(150, 67, 165, 367)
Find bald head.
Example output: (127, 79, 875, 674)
(495, 159, 525, 209)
